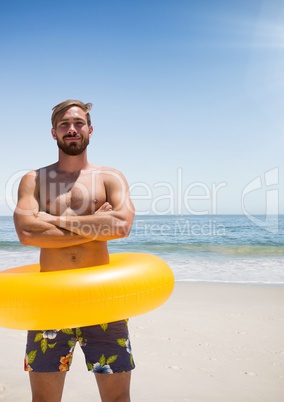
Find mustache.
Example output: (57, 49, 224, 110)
(63, 134, 81, 139)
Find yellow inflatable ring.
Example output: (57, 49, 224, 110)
(0, 253, 174, 330)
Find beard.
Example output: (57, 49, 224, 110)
(57, 135, 90, 156)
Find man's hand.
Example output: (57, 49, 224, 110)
(95, 202, 113, 213)
(36, 211, 56, 224)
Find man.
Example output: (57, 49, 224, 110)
(14, 100, 135, 402)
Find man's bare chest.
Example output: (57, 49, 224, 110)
(38, 171, 106, 215)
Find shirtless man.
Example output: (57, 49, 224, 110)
(13, 100, 135, 402)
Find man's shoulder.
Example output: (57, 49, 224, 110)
(20, 163, 58, 184)
(89, 164, 124, 177)
(89, 165, 128, 187)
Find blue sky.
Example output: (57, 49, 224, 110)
(1, 0, 283, 215)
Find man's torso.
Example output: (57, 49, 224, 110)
(37, 165, 109, 271)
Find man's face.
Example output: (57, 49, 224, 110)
(51, 106, 93, 156)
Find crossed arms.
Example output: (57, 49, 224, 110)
(14, 170, 135, 249)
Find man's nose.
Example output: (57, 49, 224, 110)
(68, 124, 77, 133)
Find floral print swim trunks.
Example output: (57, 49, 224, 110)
(24, 320, 135, 373)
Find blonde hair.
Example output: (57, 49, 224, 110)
(51, 100, 93, 128)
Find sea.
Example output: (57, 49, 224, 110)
(0, 215, 283, 285)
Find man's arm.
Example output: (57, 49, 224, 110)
(37, 169, 135, 241)
(14, 171, 94, 248)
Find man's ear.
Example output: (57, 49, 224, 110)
(89, 125, 94, 138)
(51, 128, 57, 140)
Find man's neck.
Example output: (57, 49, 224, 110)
(56, 151, 90, 174)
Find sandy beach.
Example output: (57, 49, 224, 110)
(0, 282, 283, 401)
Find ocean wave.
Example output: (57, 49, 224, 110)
(109, 241, 284, 257)
(0, 241, 22, 250)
